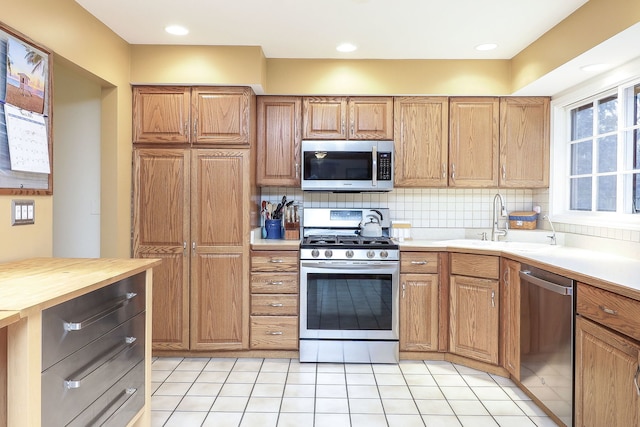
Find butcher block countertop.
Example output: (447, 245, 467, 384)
(0, 257, 161, 316)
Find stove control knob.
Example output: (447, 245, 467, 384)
(345, 250, 354, 258)
(324, 250, 333, 258)
(380, 250, 389, 259)
(311, 249, 320, 258)
(366, 250, 375, 259)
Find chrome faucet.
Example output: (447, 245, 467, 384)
(491, 193, 508, 241)
(543, 215, 557, 245)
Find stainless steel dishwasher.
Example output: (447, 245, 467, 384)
(519, 265, 574, 427)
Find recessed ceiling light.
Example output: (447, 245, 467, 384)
(475, 43, 498, 51)
(165, 25, 189, 36)
(336, 43, 357, 53)
(580, 63, 610, 72)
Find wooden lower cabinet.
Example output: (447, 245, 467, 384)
(575, 316, 640, 426)
(250, 250, 299, 350)
(501, 258, 520, 379)
(449, 253, 500, 364)
(400, 273, 439, 352)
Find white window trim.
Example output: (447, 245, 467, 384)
(550, 56, 640, 231)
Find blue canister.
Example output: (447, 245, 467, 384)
(265, 219, 282, 239)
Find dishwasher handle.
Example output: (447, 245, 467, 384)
(520, 270, 573, 296)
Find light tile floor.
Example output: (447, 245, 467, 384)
(151, 357, 559, 427)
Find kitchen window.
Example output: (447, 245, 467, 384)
(557, 80, 640, 220)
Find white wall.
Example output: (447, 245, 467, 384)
(52, 62, 101, 257)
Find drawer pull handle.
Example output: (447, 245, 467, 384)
(64, 336, 137, 390)
(411, 261, 428, 265)
(64, 293, 137, 332)
(267, 331, 283, 335)
(599, 305, 618, 315)
(81, 386, 139, 425)
(635, 365, 640, 396)
(269, 303, 284, 307)
(270, 259, 284, 263)
(268, 281, 284, 285)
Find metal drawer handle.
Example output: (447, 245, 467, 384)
(411, 261, 428, 265)
(64, 336, 137, 389)
(267, 331, 283, 335)
(64, 293, 137, 332)
(78, 387, 138, 426)
(635, 365, 640, 396)
(269, 303, 284, 307)
(599, 305, 618, 316)
(270, 259, 284, 263)
(268, 281, 284, 285)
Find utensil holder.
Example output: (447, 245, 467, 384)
(265, 219, 282, 239)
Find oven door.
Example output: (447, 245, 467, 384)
(299, 260, 399, 340)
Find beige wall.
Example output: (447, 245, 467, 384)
(512, 0, 640, 92)
(265, 59, 511, 95)
(0, 0, 131, 261)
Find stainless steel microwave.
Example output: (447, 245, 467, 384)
(301, 140, 394, 192)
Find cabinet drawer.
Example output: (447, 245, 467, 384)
(250, 316, 298, 349)
(42, 312, 145, 427)
(67, 360, 144, 427)
(450, 253, 499, 279)
(41, 272, 145, 371)
(251, 250, 299, 272)
(251, 272, 298, 293)
(401, 252, 439, 273)
(251, 294, 298, 316)
(577, 283, 640, 342)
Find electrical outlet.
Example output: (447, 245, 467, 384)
(11, 200, 35, 225)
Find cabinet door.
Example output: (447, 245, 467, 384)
(190, 149, 249, 350)
(256, 96, 302, 186)
(500, 258, 520, 379)
(132, 149, 190, 350)
(499, 97, 550, 188)
(449, 97, 499, 187)
(348, 97, 394, 140)
(303, 96, 348, 139)
(400, 273, 439, 352)
(394, 97, 449, 187)
(575, 316, 640, 427)
(192, 87, 253, 145)
(133, 86, 190, 144)
(450, 275, 499, 364)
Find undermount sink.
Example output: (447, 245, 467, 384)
(437, 239, 554, 253)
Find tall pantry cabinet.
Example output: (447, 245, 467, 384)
(132, 86, 257, 352)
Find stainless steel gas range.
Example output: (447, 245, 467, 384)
(299, 208, 399, 363)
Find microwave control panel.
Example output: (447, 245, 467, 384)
(378, 152, 392, 180)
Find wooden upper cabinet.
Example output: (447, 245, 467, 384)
(348, 97, 394, 139)
(449, 97, 499, 187)
(133, 86, 191, 144)
(499, 97, 550, 188)
(256, 96, 302, 186)
(394, 97, 449, 187)
(302, 96, 393, 140)
(303, 97, 347, 139)
(192, 87, 253, 145)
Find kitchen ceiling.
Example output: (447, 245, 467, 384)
(75, 0, 589, 60)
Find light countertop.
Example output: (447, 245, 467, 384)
(0, 257, 161, 315)
(251, 234, 640, 300)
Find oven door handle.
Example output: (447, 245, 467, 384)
(301, 261, 396, 271)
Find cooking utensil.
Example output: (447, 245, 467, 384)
(359, 214, 383, 237)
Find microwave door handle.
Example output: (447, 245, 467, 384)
(372, 146, 377, 187)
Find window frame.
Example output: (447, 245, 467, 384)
(550, 57, 640, 231)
